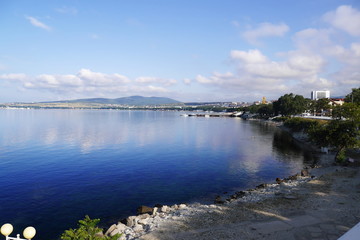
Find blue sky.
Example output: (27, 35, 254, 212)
(0, 0, 359, 102)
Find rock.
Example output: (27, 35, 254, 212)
(105, 224, 117, 236)
(138, 218, 149, 225)
(288, 174, 298, 180)
(95, 231, 104, 237)
(214, 195, 225, 204)
(276, 178, 283, 184)
(116, 223, 127, 232)
(132, 224, 144, 233)
(301, 169, 309, 177)
(126, 216, 137, 228)
(154, 203, 163, 208)
(178, 204, 187, 209)
(160, 205, 169, 213)
(256, 183, 267, 189)
(137, 213, 150, 225)
(152, 207, 158, 215)
(138, 213, 150, 219)
(137, 205, 153, 215)
(105, 223, 127, 237)
(236, 191, 246, 198)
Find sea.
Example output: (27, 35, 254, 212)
(0, 109, 317, 239)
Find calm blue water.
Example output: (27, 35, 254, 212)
(0, 109, 315, 239)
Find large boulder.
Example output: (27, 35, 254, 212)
(137, 205, 153, 215)
(105, 223, 127, 237)
(126, 216, 137, 228)
(301, 169, 309, 177)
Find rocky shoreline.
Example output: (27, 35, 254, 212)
(103, 167, 318, 240)
(102, 121, 358, 240)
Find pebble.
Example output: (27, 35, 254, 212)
(104, 171, 313, 240)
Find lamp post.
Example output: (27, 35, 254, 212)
(1, 224, 36, 240)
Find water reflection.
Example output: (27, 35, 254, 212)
(0, 109, 314, 239)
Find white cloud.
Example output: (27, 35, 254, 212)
(135, 77, 177, 86)
(193, 5, 360, 100)
(56, 6, 78, 15)
(231, 49, 268, 63)
(195, 48, 331, 99)
(25, 16, 52, 31)
(0, 73, 27, 81)
(183, 78, 192, 85)
(242, 22, 289, 45)
(323, 5, 360, 36)
(0, 69, 176, 99)
(78, 69, 130, 86)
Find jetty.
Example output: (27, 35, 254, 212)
(181, 112, 243, 118)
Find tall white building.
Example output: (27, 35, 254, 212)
(311, 90, 330, 100)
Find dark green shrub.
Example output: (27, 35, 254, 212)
(61, 215, 120, 240)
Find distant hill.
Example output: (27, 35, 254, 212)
(46, 96, 181, 106)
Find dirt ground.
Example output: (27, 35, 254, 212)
(138, 157, 360, 240)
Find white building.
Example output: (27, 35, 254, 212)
(311, 90, 330, 100)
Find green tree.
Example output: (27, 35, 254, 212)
(61, 216, 120, 240)
(308, 120, 360, 162)
(345, 87, 360, 104)
(332, 103, 360, 122)
(257, 104, 274, 118)
(314, 98, 331, 116)
(273, 93, 307, 116)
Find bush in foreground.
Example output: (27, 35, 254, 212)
(61, 215, 120, 240)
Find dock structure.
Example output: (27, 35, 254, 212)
(181, 112, 243, 118)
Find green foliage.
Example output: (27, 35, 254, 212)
(311, 98, 331, 116)
(332, 103, 360, 122)
(308, 119, 360, 160)
(345, 87, 360, 104)
(257, 104, 274, 117)
(336, 149, 347, 163)
(271, 116, 289, 122)
(284, 117, 321, 132)
(273, 93, 308, 116)
(61, 216, 120, 240)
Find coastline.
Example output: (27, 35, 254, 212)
(102, 121, 360, 240)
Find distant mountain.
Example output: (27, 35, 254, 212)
(46, 96, 181, 106)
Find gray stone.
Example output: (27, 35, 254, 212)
(126, 216, 137, 227)
(137, 213, 150, 220)
(107, 223, 127, 237)
(133, 224, 144, 233)
(138, 218, 149, 225)
(152, 207, 158, 215)
(137, 205, 153, 215)
(115, 223, 127, 232)
(179, 204, 187, 209)
(161, 205, 169, 213)
(301, 169, 310, 177)
(105, 224, 117, 236)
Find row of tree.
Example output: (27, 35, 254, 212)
(255, 88, 359, 163)
(245, 88, 360, 118)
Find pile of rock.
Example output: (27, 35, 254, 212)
(105, 168, 314, 240)
(105, 204, 187, 240)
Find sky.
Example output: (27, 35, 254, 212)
(0, 0, 359, 103)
